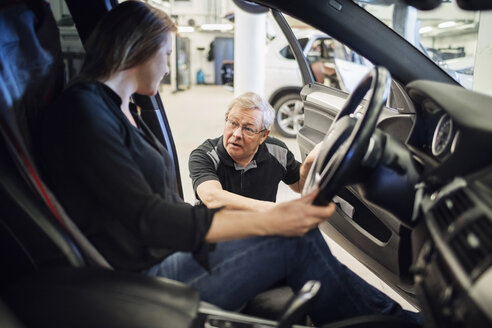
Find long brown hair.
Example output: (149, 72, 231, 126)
(73, 0, 176, 84)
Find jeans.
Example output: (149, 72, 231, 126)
(144, 228, 420, 325)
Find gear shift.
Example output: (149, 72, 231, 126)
(277, 280, 321, 328)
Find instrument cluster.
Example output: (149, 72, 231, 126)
(421, 100, 461, 160)
(431, 113, 460, 157)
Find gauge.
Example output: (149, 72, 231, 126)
(432, 114, 454, 156)
(451, 130, 460, 154)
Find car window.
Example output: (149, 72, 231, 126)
(282, 17, 374, 95)
(354, 0, 478, 89)
(279, 37, 309, 60)
(306, 38, 333, 63)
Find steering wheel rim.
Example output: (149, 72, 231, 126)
(303, 66, 392, 205)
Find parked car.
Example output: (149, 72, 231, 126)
(1, 0, 491, 327)
(443, 55, 474, 89)
(265, 28, 372, 137)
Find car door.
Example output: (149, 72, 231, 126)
(298, 81, 419, 304)
(271, 8, 423, 307)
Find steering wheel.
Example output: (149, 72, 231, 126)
(303, 66, 392, 205)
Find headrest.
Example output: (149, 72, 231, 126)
(0, 0, 65, 161)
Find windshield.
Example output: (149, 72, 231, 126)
(354, 0, 479, 89)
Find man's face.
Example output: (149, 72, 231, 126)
(223, 105, 269, 166)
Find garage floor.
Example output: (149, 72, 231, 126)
(159, 84, 417, 312)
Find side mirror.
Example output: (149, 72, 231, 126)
(456, 0, 492, 10)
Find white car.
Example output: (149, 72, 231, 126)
(265, 29, 372, 137)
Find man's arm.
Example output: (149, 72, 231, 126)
(289, 142, 322, 193)
(197, 180, 275, 212)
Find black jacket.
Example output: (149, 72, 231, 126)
(42, 82, 215, 271)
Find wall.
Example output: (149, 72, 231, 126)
(180, 31, 233, 85)
(158, 0, 236, 85)
(421, 32, 478, 58)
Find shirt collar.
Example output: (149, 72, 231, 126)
(96, 81, 123, 107)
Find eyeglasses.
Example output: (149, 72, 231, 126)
(225, 118, 266, 137)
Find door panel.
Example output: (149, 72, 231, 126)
(272, 5, 420, 305)
(297, 81, 419, 307)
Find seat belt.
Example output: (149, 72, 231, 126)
(0, 116, 112, 269)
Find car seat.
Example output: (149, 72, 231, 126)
(0, 2, 201, 327)
(0, 2, 314, 326)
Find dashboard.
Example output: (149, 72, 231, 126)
(405, 80, 492, 327)
(414, 165, 492, 327)
(406, 80, 492, 185)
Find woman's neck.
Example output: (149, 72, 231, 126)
(100, 71, 137, 127)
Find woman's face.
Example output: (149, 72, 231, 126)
(135, 32, 172, 96)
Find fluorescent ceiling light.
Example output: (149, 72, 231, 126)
(178, 26, 195, 33)
(457, 23, 476, 30)
(419, 26, 433, 33)
(150, 0, 170, 7)
(438, 21, 457, 28)
(201, 24, 233, 31)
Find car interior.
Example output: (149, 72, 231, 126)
(1, 0, 492, 327)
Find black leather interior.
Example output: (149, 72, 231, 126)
(3, 267, 200, 328)
(242, 286, 294, 320)
(0, 2, 202, 327)
(0, 299, 25, 328)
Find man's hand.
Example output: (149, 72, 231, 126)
(290, 142, 323, 193)
(303, 142, 323, 170)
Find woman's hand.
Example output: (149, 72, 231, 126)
(262, 189, 336, 237)
(205, 189, 335, 242)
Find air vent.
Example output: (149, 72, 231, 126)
(450, 216, 492, 280)
(432, 189, 474, 231)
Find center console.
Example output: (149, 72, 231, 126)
(413, 167, 492, 327)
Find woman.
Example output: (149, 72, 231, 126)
(42, 1, 420, 325)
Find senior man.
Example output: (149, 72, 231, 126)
(189, 91, 319, 211)
(188, 92, 421, 324)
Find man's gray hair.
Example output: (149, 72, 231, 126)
(225, 92, 275, 130)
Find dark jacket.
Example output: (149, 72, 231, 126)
(42, 82, 214, 271)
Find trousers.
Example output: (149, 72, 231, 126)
(144, 228, 420, 325)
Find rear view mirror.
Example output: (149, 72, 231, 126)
(457, 0, 492, 10)
(233, 0, 269, 14)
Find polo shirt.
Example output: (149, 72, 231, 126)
(189, 136, 301, 202)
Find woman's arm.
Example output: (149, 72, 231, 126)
(205, 190, 336, 243)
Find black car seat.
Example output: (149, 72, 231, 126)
(0, 0, 111, 272)
(0, 299, 25, 328)
(0, 2, 201, 327)
(0, 1, 310, 326)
